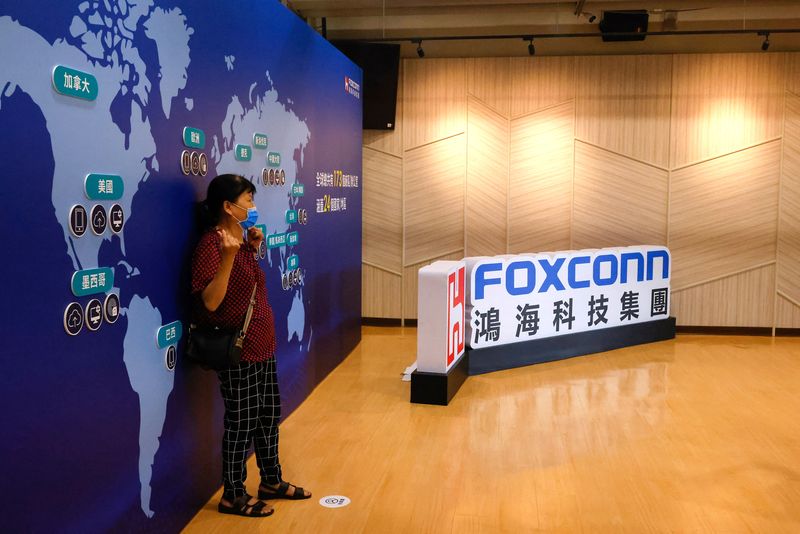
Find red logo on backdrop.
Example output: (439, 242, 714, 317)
(446, 266, 465, 366)
(344, 76, 360, 99)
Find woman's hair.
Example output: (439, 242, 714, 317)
(199, 174, 257, 228)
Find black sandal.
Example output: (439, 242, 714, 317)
(218, 493, 274, 517)
(259, 481, 311, 500)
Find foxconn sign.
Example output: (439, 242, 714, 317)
(416, 246, 671, 373)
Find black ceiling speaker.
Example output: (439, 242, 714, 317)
(599, 10, 649, 42)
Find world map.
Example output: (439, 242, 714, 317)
(0, 0, 310, 518)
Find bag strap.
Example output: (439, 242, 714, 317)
(240, 283, 258, 337)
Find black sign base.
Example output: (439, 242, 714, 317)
(410, 352, 469, 406)
(468, 317, 676, 376)
(409, 318, 676, 405)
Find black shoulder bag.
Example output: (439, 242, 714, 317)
(185, 283, 258, 371)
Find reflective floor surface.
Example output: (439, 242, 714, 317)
(185, 327, 800, 533)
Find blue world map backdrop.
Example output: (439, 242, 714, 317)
(0, 0, 362, 531)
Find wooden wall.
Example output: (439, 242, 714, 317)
(362, 53, 800, 328)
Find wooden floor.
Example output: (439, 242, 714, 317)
(185, 327, 800, 533)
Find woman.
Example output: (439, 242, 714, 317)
(191, 173, 311, 518)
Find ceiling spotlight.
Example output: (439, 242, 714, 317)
(527, 38, 535, 56)
(415, 40, 425, 58)
(575, 0, 597, 23)
(761, 32, 770, 51)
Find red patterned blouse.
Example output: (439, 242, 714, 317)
(191, 229, 276, 362)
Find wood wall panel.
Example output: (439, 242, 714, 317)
(467, 57, 511, 118)
(403, 58, 466, 150)
(671, 266, 775, 327)
(509, 57, 575, 119)
(669, 141, 781, 289)
(466, 97, 509, 257)
(776, 295, 800, 329)
(575, 55, 672, 168)
(573, 141, 668, 250)
(403, 251, 464, 320)
(787, 53, 800, 96)
(363, 148, 402, 272)
(778, 93, 800, 304)
(362, 265, 401, 319)
(508, 101, 574, 254)
(360, 53, 792, 328)
(670, 53, 785, 168)
(404, 134, 466, 266)
(363, 63, 403, 156)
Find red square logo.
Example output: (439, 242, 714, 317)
(446, 266, 465, 366)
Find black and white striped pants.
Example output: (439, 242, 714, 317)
(217, 359, 282, 499)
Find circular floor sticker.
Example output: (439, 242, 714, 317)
(319, 495, 350, 508)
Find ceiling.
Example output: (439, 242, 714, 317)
(287, 0, 800, 57)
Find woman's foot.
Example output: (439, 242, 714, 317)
(258, 481, 312, 500)
(218, 494, 274, 517)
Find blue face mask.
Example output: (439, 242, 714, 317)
(232, 203, 259, 230)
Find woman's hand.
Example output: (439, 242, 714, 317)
(247, 226, 264, 249)
(217, 227, 242, 259)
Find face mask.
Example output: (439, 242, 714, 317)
(231, 203, 258, 230)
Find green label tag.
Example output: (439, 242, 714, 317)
(287, 255, 299, 270)
(182, 127, 205, 149)
(253, 133, 268, 149)
(52, 65, 98, 101)
(291, 184, 304, 197)
(157, 321, 183, 349)
(285, 210, 297, 224)
(267, 152, 281, 167)
(267, 233, 287, 249)
(235, 144, 252, 161)
(85, 174, 124, 200)
(287, 231, 299, 246)
(71, 267, 114, 296)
